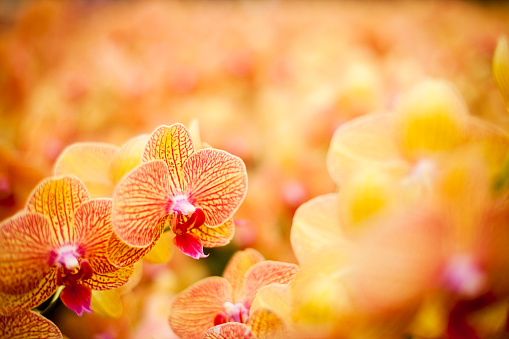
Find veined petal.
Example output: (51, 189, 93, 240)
(54, 142, 119, 198)
(143, 124, 195, 194)
(0, 310, 62, 339)
(290, 194, 346, 265)
(26, 176, 90, 245)
(203, 323, 256, 339)
(493, 35, 509, 107)
(0, 271, 57, 315)
(174, 232, 208, 259)
(183, 149, 247, 227)
(108, 215, 167, 267)
(247, 308, 286, 339)
(0, 212, 56, 295)
(81, 265, 134, 291)
(74, 199, 117, 274)
(191, 219, 235, 248)
(326, 112, 408, 186)
(169, 277, 232, 339)
(112, 160, 170, 247)
(223, 248, 265, 303)
(91, 289, 123, 318)
(60, 283, 92, 316)
(251, 284, 292, 325)
(242, 261, 298, 309)
(109, 135, 149, 185)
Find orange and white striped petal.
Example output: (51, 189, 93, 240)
(109, 134, 149, 185)
(143, 124, 195, 194)
(0, 272, 57, 315)
(223, 248, 265, 303)
(0, 212, 57, 295)
(183, 149, 247, 227)
(73, 199, 117, 274)
(191, 219, 235, 248)
(203, 323, 256, 339)
(54, 142, 119, 198)
(26, 176, 90, 245)
(112, 160, 171, 247)
(0, 310, 62, 339)
(169, 277, 232, 339)
(107, 215, 167, 267)
(81, 265, 134, 291)
(242, 261, 298, 309)
(247, 308, 286, 339)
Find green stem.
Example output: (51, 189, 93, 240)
(37, 286, 64, 316)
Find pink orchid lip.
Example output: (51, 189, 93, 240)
(443, 254, 486, 298)
(213, 302, 250, 325)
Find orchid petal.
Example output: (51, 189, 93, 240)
(0, 311, 62, 339)
(54, 142, 119, 198)
(81, 265, 135, 291)
(116, 261, 143, 295)
(112, 160, 170, 247)
(0, 212, 56, 295)
(251, 284, 292, 324)
(247, 308, 286, 339)
(169, 277, 232, 339)
(191, 219, 235, 248)
(60, 283, 92, 316)
(73, 199, 117, 274)
(184, 149, 247, 227)
(326, 112, 408, 186)
(290, 194, 346, 265)
(0, 271, 57, 315)
(143, 231, 174, 264)
(109, 135, 149, 185)
(108, 215, 166, 267)
(223, 248, 264, 303)
(91, 289, 123, 318)
(143, 124, 195, 194)
(493, 35, 509, 107)
(26, 176, 90, 245)
(203, 323, 256, 339)
(242, 261, 298, 309)
(174, 232, 208, 259)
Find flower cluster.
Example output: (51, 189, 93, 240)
(0, 123, 248, 338)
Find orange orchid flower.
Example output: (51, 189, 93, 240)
(111, 123, 247, 259)
(169, 248, 298, 338)
(0, 176, 135, 316)
(0, 310, 62, 339)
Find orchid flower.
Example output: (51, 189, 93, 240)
(493, 35, 509, 109)
(111, 123, 247, 259)
(0, 176, 135, 316)
(169, 248, 298, 338)
(0, 310, 62, 339)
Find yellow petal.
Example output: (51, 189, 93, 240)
(0, 310, 62, 339)
(251, 284, 292, 325)
(203, 323, 256, 339)
(223, 248, 265, 303)
(327, 112, 408, 186)
(493, 35, 509, 108)
(169, 277, 232, 339)
(143, 124, 195, 192)
(191, 219, 235, 248)
(394, 79, 468, 160)
(290, 194, 346, 265)
(91, 289, 123, 318)
(247, 308, 286, 339)
(26, 176, 90, 245)
(143, 231, 174, 264)
(54, 142, 119, 198)
(109, 135, 149, 185)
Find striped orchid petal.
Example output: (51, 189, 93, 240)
(183, 149, 247, 227)
(169, 277, 232, 339)
(246, 308, 286, 339)
(112, 160, 171, 247)
(190, 219, 235, 248)
(223, 249, 265, 303)
(203, 323, 256, 339)
(143, 124, 195, 194)
(109, 134, 149, 185)
(81, 265, 135, 291)
(73, 199, 118, 274)
(242, 261, 298, 309)
(108, 215, 167, 267)
(54, 143, 119, 198)
(26, 176, 90, 245)
(0, 311, 62, 339)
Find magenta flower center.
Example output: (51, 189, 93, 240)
(49, 245, 93, 287)
(443, 254, 485, 297)
(213, 302, 249, 325)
